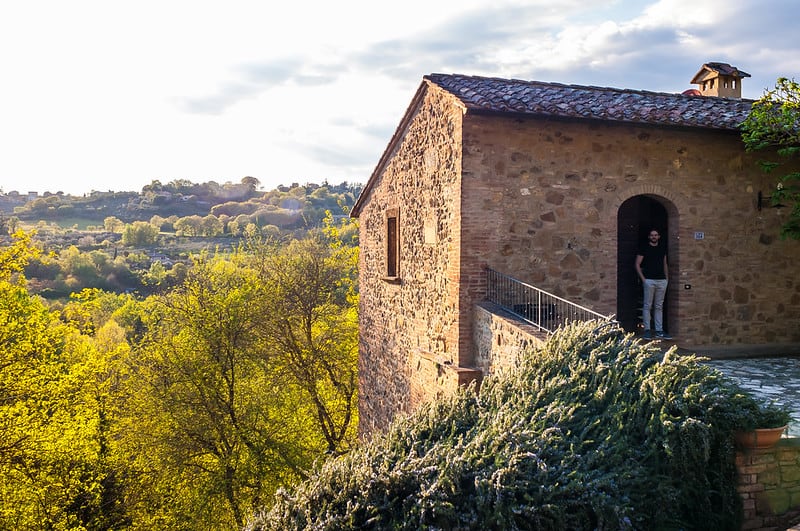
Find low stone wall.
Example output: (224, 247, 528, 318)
(737, 437, 800, 530)
(408, 349, 482, 410)
(472, 302, 546, 376)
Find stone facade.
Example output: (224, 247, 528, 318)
(353, 83, 477, 435)
(352, 74, 800, 436)
(458, 113, 800, 347)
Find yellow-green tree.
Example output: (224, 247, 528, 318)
(0, 226, 360, 529)
(118, 255, 316, 529)
(0, 233, 129, 529)
(121, 221, 159, 247)
(249, 227, 359, 455)
(103, 216, 124, 233)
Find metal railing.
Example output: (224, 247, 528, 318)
(486, 268, 615, 333)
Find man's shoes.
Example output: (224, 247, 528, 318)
(655, 331, 672, 340)
(643, 330, 652, 339)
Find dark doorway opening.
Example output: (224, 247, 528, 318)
(617, 196, 671, 334)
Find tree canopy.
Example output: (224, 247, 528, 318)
(0, 223, 360, 530)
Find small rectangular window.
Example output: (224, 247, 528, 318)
(386, 208, 399, 278)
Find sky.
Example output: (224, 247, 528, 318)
(1, 0, 798, 196)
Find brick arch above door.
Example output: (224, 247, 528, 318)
(611, 184, 687, 216)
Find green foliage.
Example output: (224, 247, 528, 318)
(729, 395, 792, 431)
(121, 221, 159, 246)
(61, 288, 131, 335)
(741, 77, 800, 239)
(107, 227, 359, 529)
(116, 257, 306, 529)
(0, 238, 128, 529)
(104, 216, 125, 233)
(0, 230, 39, 282)
(247, 223, 359, 456)
(253, 321, 766, 531)
(46, 245, 143, 294)
(1, 227, 361, 529)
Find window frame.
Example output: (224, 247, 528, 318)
(384, 207, 400, 282)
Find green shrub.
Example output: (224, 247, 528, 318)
(249, 321, 768, 530)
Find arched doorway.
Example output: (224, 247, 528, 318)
(617, 195, 677, 335)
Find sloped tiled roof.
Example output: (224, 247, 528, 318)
(425, 73, 753, 130)
(352, 73, 756, 217)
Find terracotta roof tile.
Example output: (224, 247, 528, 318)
(425, 73, 753, 130)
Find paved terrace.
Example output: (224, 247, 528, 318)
(669, 341, 800, 437)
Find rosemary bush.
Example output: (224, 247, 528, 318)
(249, 321, 768, 530)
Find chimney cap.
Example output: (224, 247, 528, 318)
(691, 62, 751, 84)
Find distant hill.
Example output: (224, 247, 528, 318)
(0, 178, 363, 299)
(1, 178, 362, 230)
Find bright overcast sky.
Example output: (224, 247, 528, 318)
(1, 0, 798, 195)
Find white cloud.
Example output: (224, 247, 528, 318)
(0, 0, 798, 194)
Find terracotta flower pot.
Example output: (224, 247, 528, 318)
(734, 425, 787, 449)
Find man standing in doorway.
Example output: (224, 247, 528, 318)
(635, 229, 671, 340)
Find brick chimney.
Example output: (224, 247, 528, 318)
(690, 62, 750, 98)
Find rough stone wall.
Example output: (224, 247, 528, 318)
(356, 83, 473, 436)
(458, 114, 800, 350)
(472, 301, 545, 375)
(737, 439, 800, 530)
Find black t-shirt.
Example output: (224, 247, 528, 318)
(637, 243, 667, 279)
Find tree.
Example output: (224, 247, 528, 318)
(0, 230, 39, 282)
(227, 219, 242, 237)
(0, 236, 129, 529)
(59, 245, 105, 289)
(173, 215, 203, 236)
(119, 255, 314, 529)
(5, 216, 19, 235)
(199, 214, 224, 237)
(249, 226, 359, 455)
(141, 179, 163, 193)
(122, 220, 159, 246)
(741, 77, 800, 238)
(149, 215, 168, 231)
(241, 176, 260, 193)
(104, 216, 125, 233)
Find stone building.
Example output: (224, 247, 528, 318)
(350, 64, 800, 436)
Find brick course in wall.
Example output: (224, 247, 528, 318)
(472, 301, 545, 375)
(737, 439, 800, 530)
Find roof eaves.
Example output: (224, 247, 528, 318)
(463, 105, 748, 132)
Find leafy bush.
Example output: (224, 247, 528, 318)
(249, 321, 768, 531)
(730, 395, 792, 431)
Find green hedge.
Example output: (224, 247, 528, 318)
(249, 321, 767, 530)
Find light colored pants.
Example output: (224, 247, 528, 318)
(642, 278, 668, 333)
